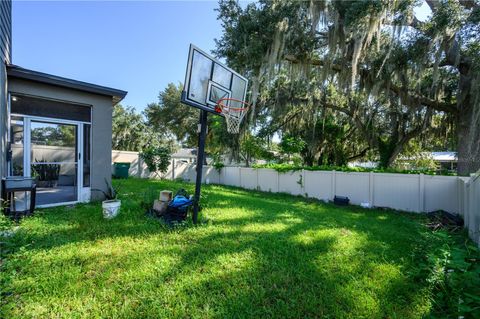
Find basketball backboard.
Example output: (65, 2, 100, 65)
(181, 44, 248, 115)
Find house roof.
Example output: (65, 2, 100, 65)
(431, 152, 457, 161)
(7, 65, 127, 104)
(172, 148, 198, 158)
(397, 151, 458, 162)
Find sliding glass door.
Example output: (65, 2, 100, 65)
(9, 115, 89, 207)
(29, 120, 78, 205)
(8, 94, 92, 207)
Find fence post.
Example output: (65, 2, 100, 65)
(239, 166, 242, 187)
(419, 173, 425, 213)
(466, 177, 473, 242)
(138, 154, 142, 178)
(369, 172, 374, 206)
(466, 181, 471, 229)
(457, 178, 464, 217)
(471, 175, 479, 245)
(302, 169, 306, 196)
(172, 159, 175, 180)
(276, 170, 280, 193)
(256, 168, 259, 190)
(331, 170, 336, 200)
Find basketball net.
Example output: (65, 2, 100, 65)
(215, 98, 249, 134)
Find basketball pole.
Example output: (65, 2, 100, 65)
(192, 109, 208, 224)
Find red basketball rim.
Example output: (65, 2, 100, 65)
(215, 97, 250, 113)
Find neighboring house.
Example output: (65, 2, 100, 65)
(0, 1, 127, 207)
(347, 161, 378, 169)
(430, 151, 457, 171)
(172, 148, 198, 164)
(395, 152, 458, 172)
(348, 152, 458, 172)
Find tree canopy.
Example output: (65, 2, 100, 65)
(144, 83, 199, 148)
(214, 0, 480, 175)
(144, 83, 248, 162)
(112, 104, 167, 152)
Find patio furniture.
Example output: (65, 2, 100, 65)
(1, 177, 36, 221)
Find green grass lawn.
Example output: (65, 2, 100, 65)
(1, 178, 479, 318)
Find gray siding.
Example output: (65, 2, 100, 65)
(0, 62, 6, 181)
(0, 0, 11, 183)
(0, 0, 11, 63)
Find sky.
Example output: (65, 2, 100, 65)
(12, 1, 431, 112)
(12, 0, 226, 111)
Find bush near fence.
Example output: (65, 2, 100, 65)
(252, 163, 457, 176)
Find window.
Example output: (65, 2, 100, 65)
(10, 116, 24, 176)
(11, 95, 91, 122)
(83, 124, 91, 187)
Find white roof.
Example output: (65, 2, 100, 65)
(352, 152, 458, 165)
(172, 148, 197, 158)
(431, 152, 457, 161)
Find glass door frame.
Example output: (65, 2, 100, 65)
(11, 114, 89, 208)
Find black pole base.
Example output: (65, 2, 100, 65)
(192, 109, 208, 224)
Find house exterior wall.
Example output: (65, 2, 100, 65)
(0, 62, 7, 183)
(0, 0, 12, 187)
(0, 0, 12, 64)
(8, 78, 114, 200)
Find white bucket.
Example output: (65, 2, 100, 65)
(102, 199, 121, 219)
(360, 202, 371, 209)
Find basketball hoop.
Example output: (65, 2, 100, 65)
(215, 97, 249, 134)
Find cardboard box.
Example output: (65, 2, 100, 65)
(159, 190, 173, 202)
(153, 200, 169, 216)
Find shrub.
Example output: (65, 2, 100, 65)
(251, 163, 456, 176)
(140, 146, 172, 175)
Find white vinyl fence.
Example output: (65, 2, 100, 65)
(459, 172, 480, 245)
(216, 167, 463, 214)
(112, 150, 480, 246)
(112, 150, 185, 179)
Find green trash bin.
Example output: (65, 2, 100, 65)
(114, 162, 131, 179)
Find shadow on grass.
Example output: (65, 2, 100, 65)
(1, 178, 444, 318)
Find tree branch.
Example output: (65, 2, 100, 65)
(284, 54, 342, 72)
(459, 0, 478, 9)
(347, 147, 370, 162)
(409, 16, 425, 30)
(284, 54, 458, 114)
(425, 0, 438, 12)
(259, 106, 305, 136)
(389, 84, 458, 114)
(385, 108, 433, 166)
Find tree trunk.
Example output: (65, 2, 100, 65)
(245, 154, 250, 167)
(456, 122, 480, 176)
(456, 93, 480, 175)
(302, 150, 314, 166)
(456, 68, 480, 176)
(378, 141, 397, 168)
(378, 137, 408, 168)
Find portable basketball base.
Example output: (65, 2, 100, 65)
(180, 44, 249, 223)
